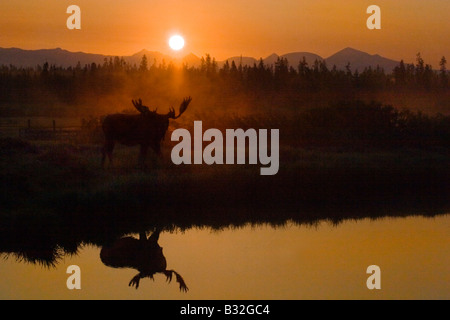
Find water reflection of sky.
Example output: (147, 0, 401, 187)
(1, 215, 448, 300)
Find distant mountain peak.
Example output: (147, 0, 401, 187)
(133, 49, 147, 55)
(326, 47, 399, 72)
(184, 52, 199, 58)
(343, 46, 358, 51)
(181, 53, 201, 67)
(331, 47, 368, 57)
(265, 53, 279, 59)
(339, 47, 362, 53)
(133, 49, 164, 56)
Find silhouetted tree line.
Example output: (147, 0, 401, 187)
(289, 100, 450, 149)
(392, 54, 449, 90)
(194, 52, 449, 91)
(0, 53, 448, 116)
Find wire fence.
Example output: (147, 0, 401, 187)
(0, 118, 101, 142)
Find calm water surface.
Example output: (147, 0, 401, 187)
(0, 215, 448, 300)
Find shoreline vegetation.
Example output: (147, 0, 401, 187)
(0, 54, 449, 265)
(1, 128, 449, 221)
(0, 136, 449, 266)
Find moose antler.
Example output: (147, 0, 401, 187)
(132, 99, 159, 114)
(128, 272, 156, 289)
(128, 270, 188, 292)
(168, 96, 192, 119)
(163, 270, 189, 292)
(132, 99, 150, 114)
(129, 273, 142, 289)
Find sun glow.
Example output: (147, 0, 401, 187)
(169, 35, 185, 51)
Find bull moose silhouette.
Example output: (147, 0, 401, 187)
(101, 96, 192, 167)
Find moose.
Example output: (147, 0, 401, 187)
(101, 96, 192, 167)
(100, 230, 188, 291)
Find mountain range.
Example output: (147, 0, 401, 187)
(0, 47, 401, 73)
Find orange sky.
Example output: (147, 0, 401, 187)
(0, 0, 449, 66)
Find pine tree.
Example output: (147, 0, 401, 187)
(439, 56, 448, 88)
(393, 60, 407, 86)
(139, 54, 148, 72)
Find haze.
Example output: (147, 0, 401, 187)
(0, 0, 449, 65)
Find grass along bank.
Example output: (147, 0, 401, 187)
(1, 137, 449, 228)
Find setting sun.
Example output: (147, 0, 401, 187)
(169, 35, 185, 51)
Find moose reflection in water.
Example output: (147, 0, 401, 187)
(100, 229, 188, 292)
(0, 214, 189, 292)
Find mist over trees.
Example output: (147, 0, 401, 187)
(0, 52, 448, 117)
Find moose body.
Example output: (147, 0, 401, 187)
(102, 97, 191, 167)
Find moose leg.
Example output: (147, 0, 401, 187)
(101, 147, 107, 167)
(149, 142, 162, 169)
(102, 140, 115, 167)
(153, 141, 162, 156)
(148, 229, 161, 243)
(139, 144, 149, 168)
